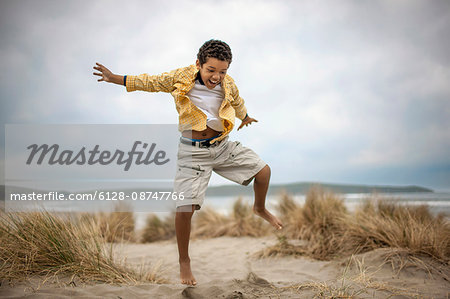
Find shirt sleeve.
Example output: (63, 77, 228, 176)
(228, 79, 248, 120)
(125, 69, 177, 93)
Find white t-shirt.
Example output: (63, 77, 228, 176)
(187, 80, 224, 132)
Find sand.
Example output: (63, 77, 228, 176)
(0, 236, 448, 298)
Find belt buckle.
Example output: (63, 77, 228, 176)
(199, 140, 211, 148)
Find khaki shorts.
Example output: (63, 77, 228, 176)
(174, 136, 266, 211)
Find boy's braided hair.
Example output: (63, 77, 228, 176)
(197, 39, 232, 66)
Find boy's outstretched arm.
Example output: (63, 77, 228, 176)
(93, 62, 124, 85)
(237, 115, 258, 131)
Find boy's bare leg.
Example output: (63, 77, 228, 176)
(252, 165, 283, 230)
(175, 205, 197, 285)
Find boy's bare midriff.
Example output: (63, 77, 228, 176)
(182, 126, 222, 140)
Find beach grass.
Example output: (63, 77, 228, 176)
(273, 187, 348, 260)
(94, 201, 136, 243)
(0, 209, 165, 285)
(137, 188, 449, 265)
(343, 199, 449, 261)
(255, 235, 307, 258)
(287, 253, 430, 298)
(141, 213, 176, 243)
(260, 186, 450, 265)
(138, 197, 272, 242)
(192, 197, 271, 238)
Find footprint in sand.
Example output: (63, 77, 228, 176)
(181, 286, 203, 299)
(181, 286, 244, 299)
(246, 272, 270, 286)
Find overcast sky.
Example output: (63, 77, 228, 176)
(1, 0, 449, 190)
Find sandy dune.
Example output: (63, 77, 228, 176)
(1, 236, 448, 298)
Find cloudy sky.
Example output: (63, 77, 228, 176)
(1, 0, 449, 191)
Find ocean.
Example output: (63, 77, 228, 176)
(133, 191, 450, 230)
(203, 192, 450, 215)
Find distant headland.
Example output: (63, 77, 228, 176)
(205, 182, 433, 197)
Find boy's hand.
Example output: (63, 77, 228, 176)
(93, 63, 113, 82)
(237, 115, 258, 131)
(93, 62, 124, 85)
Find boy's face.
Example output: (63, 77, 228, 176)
(196, 57, 229, 90)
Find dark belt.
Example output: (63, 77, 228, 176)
(180, 137, 221, 148)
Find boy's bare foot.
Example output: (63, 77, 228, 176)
(179, 259, 197, 285)
(253, 207, 283, 230)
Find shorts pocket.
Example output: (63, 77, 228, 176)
(228, 141, 241, 162)
(174, 165, 203, 200)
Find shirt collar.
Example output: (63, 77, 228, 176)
(195, 71, 205, 85)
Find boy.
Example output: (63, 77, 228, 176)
(93, 39, 283, 285)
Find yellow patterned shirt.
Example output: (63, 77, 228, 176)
(125, 64, 247, 144)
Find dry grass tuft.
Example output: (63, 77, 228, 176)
(287, 254, 430, 298)
(191, 207, 229, 238)
(0, 210, 165, 285)
(381, 248, 450, 281)
(276, 192, 303, 238)
(287, 255, 366, 298)
(263, 186, 450, 264)
(254, 235, 306, 258)
(274, 187, 349, 260)
(343, 199, 450, 261)
(136, 196, 276, 242)
(99, 202, 135, 243)
(80, 202, 135, 243)
(141, 213, 175, 243)
(192, 198, 271, 238)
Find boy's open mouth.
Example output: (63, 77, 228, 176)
(209, 79, 219, 86)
